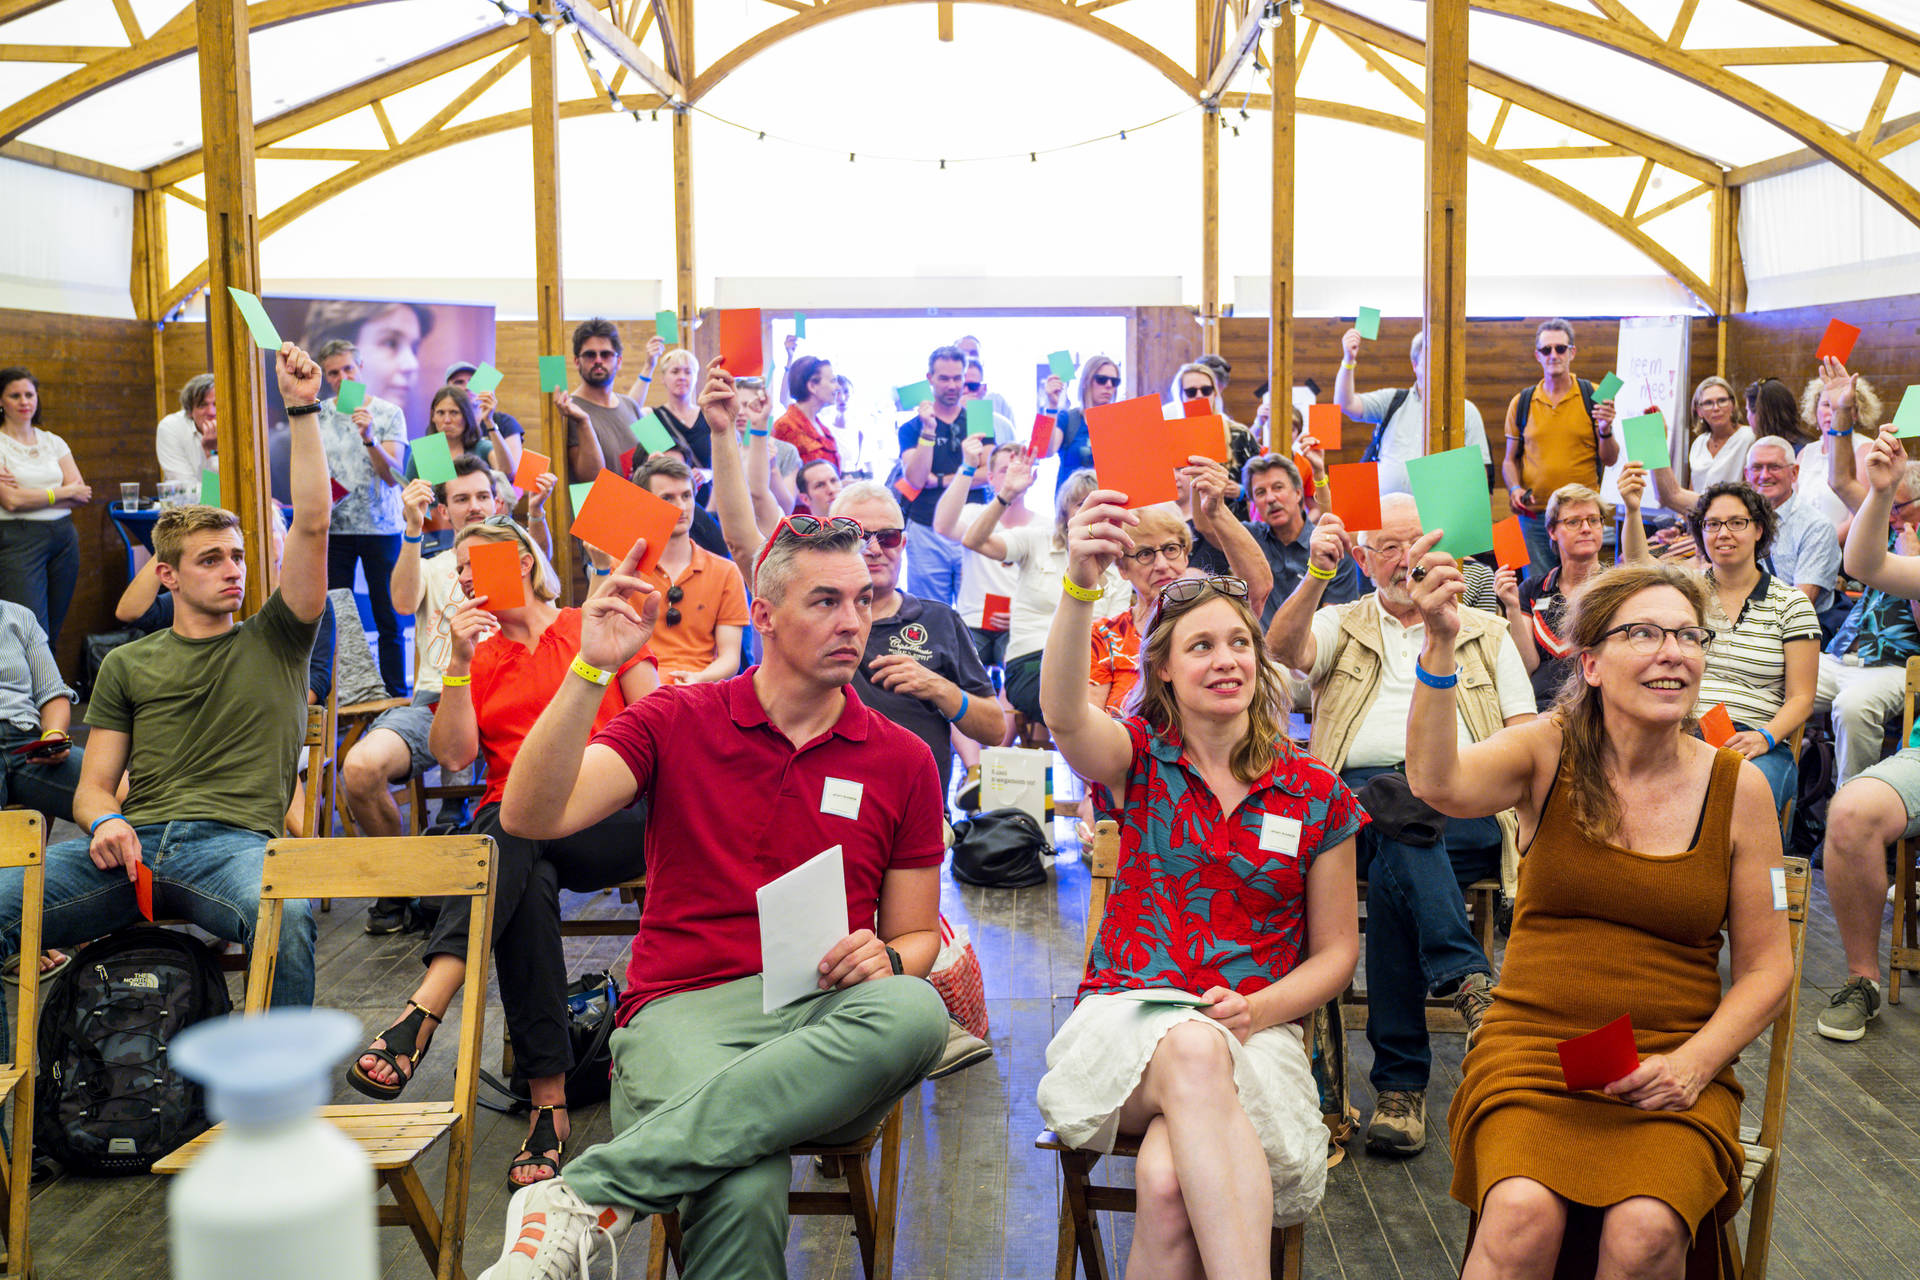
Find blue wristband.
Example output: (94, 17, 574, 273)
(1758, 727, 1777, 750)
(592, 566, 611, 576)
(402, 533, 424, 543)
(958, 465, 977, 477)
(748, 429, 770, 438)
(1414, 661, 1458, 689)
(947, 692, 970, 723)
(89, 812, 126, 835)
(639, 375, 653, 383)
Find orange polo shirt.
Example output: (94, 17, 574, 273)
(1506, 379, 1603, 499)
(639, 542, 749, 677)
(774, 404, 841, 470)
(1089, 607, 1144, 714)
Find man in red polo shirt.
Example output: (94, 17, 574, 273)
(482, 520, 948, 1280)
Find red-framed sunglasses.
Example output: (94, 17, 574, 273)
(751, 514, 867, 579)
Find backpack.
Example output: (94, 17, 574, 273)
(78, 628, 142, 701)
(948, 808, 1050, 888)
(1359, 389, 1410, 465)
(1513, 379, 1600, 480)
(35, 926, 233, 1175)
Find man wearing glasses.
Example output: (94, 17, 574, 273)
(1501, 319, 1620, 579)
(1265, 494, 1535, 1159)
(632, 455, 748, 686)
(555, 317, 633, 486)
(1333, 327, 1492, 497)
(1190, 453, 1363, 628)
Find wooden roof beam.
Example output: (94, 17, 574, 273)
(1735, 0, 1920, 78)
(1202, 0, 1266, 102)
(1727, 107, 1920, 184)
(0, 138, 148, 186)
(648, 0, 679, 79)
(562, 0, 682, 101)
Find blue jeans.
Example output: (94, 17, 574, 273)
(1344, 766, 1500, 1093)
(0, 723, 84, 825)
(1739, 723, 1799, 813)
(1516, 511, 1559, 586)
(904, 520, 962, 607)
(0, 820, 315, 1026)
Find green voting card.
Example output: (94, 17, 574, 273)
(1894, 386, 1920, 438)
(570, 481, 593, 514)
(794, 312, 807, 339)
(655, 310, 679, 343)
(631, 414, 678, 455)
(1357, 307, 1381, 340)
(1594, 371, 1624, 403)
(467, 363, 504, 395)
(199, 468, 220, 507)
(335, 380, 366, 414)
(1048, 350, 1075, 381)
(1406, 446, 1494, 558)
(411, 432, 456, 485)
(539, 356, 568, 393)
(226, 288, 281, 349)
(1622, 412, 1668, 468)
(896, 380, 934, 411)
(965, 400, 995, 437)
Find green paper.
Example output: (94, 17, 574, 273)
(335, 379, 366, 414)
(1594, 371, 1624, 403)
(1406, 446, 1494, 558)
(467, 362, 504, 395)
(1895, 386, 1920, 438)
(226, 287, 282, 350)
(896, 380, 934, 410)
(1115, 990, 1212, 1008)
(199, 467, 220, 507)
(1047, 350, 1074, 381)
(631, 414, 678, 455)
(794, 312, 807, 338)
(1356, 307, 1381, 340)
(965, 400, 995, 437)
(539, 355, 568, 393)
(411, 432, 456, 485)
(1621, 412, 1669, 469)
(655, 310, 679, 343)
(570, 481, 593, 514)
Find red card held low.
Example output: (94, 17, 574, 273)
(1556, 1013, 1639, 1092)
(514, 448, 551, 492)
(134, 861, 155, 921)
(570, 469, 680, 572)
(1308, 402, 1344, 450)
(466, 537, 527, 610)
(1491, 516, 1531, 570)
(1029, 414, 1055, 458)
(1816, 318, 1861, 365)
(717, 308, 764, 377)
(982, 593, 1011, 630)
(1698, 702, 1736, 748)
(1326, 462, 1382, 532)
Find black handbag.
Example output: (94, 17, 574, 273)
(948, 808, 1050, 888)
(480, 968, 621, 1112)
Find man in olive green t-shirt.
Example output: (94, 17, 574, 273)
(0, 344, 333, 1009)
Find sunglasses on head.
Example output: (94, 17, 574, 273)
(1091, 373, 1121, 388)
(1157, 575, 1248, 606)
(1537, 344, 1571, 356)
(1181, 384, 1216, 399)
(750, 514, 866, 579)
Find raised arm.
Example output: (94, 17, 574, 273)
(1617, 462, 1653, 565)
(962, 451, 1034, 563)
(1039, 489, 1138, 797)
(1493, 566, 1540, 673)
(426, 597, 493, 772)
(702, 368, 767, 575)
(1843, 429, 1920, 596)
(932, 435, 991, 539)
(900, 401, 938, 490)
(1332, 328, 1366, 416)
(389, 479, 433, 614)
(1263, 511, 1350, 671)
(1186, 456, 1273, 617)
(277, 344, 330, 623)
(1594, 397, 1620, 467)
(556, 390, 606, 484)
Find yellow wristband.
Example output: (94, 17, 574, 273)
(1307, 563, 1337, 581)
(440, 674, 471, 687)
(46, 489, 57, 507)
(571, 654, 614, 687)
(1061, 576, 1102, 603)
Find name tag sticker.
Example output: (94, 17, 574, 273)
(1260, 814, 1303, 855)
(821, 777, 864, 820)
(1771, 866, 1788, 912)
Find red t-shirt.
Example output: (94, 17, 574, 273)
(590, 670, 946, 1022)
(467, 608, 655, 810)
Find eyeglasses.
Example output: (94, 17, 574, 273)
(1600, 622, 1713, 654)
(865, 527, 905, 550)
(1181, 384, 1216, 399)
(751, 513, 866, 579)
(1701, 516, 1754, 534)
(1697, 397, 1733, 410)
(1553, 515, 1605, 530)
(1125, 541, 1190, 566)
(1536, 344, 1571, 356)
(1091, 374, 1121, 388)
(963, 381, 983, 392)
(664, 583, 683, 627)
(1157, 575, 1248, 606)
(578, 350, 618, 364)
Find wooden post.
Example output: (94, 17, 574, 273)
(1201, 106, 1220, 353)
(530, 0, 572, 597)
(196, 0, 273, 609)
(1269, 12, 1295, 454)
(131, 186, 171, 424)
(1423, 0, 1468, 456)
(672, 0, 695, 340)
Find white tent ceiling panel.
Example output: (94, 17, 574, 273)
(1681, 0, 1837, 49)
(276, 104, 396, 153)
(0, 63, 76, 113)
(19, 54, 202, 168)
(0, 0, 119, 45)
(0, 156, 134, 315)
(1739, 141, 1920, 305)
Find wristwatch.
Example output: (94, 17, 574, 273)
(884, 946, 904, 976)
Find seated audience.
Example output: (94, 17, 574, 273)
(0, 344, 330, 1020)
(1496, 481, 1611, 710)
(0, 367, 89, 646)
(1334, 327, 1492, 496)
(632, 456, 748, 684)
(1036, 495, 1360, 1261)
(1174, 358, 1259, 519)
(0, 599, 82, 826)
(796, 457, 840, 514)
(645, 346, 713, 470)
(447, 360, 524, 438)
(1406, 555, 1790, 1279)
(1797, 356, 1883, 530)
(155, 373, 218, 488)
(933, 437, 1024, 673)
(473, 515, 947, 1280)
(558, 319, 637, 484)
(775, 354, 842, 470)
(1736, 436, 1843, 623)
(349, 520, 656, 1189)
(316, 338, 409, 696)
(1041, 355, 1120, 490)
(1191, 454, 1362, 627)
(1265, 494, 1533, 1156)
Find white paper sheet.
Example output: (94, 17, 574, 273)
(757, 845, 848, 1014)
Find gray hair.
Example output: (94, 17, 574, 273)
(179, 373, 216, 415)
(829, 480, 897, 514)
(1746, 435, 1798, 466)
(315, 338, 358, 366)
(1410, 331, 1425, 366)
(1360, 493, 1420, 545)
(1902, 461, 1920, 504)
(1535, 318, 1576, 347)
(755, 523, 866, 605)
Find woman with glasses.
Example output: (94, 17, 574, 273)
(348, 520, 658, 1192)
(1036, 489, 1362, 1263)
(1643, 376, 1753, 515)
(774, 354, 842, 473)
(1043, 356, 1122, 492)
(1404, 550, 1791, 1280)
(1621, 478, 1818, 810)
(1799, 356, 1886, 531)
(1495, 482, 1614, 710)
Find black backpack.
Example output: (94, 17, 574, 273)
(948, 808, 1050, 888)
(35, 926, 233, 1175)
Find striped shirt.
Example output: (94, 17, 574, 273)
(1699, 569, 1821, 729)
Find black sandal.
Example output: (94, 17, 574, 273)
(346, 1001, 442, 1101)
(507, 1104, 567, 1187)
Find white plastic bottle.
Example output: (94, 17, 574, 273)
(168, 1008, 377, 1280)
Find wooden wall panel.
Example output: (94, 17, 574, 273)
(1724, 294, 1920, 429)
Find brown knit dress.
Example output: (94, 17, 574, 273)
(1449, 748, 1746, 1280)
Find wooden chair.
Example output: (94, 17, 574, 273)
(154, 834, 498, 1280)
(1890, 656, 1920, 1003)
(644, 1100, 905, 1280)
(1775, 723, 1806, 842)
(0, 812, 45, 1279)
(1035, 819, 1305, 1280)
(1341, 876, 1501, 1032)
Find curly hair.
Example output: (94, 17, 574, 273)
(1799, 373, 1884, 435)
(1686, 481, 1775, 565)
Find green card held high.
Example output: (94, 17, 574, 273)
(631, 414, 678, 456)
(1622, 412, 1669, 469)
(965, 401, 995, 437)
(1894, 386, 1920, 438)
(655, 310, 679, 344)
(539, 356, 568, 393)
(334, 380, 367, 414)
(466, 363, 504, 395)
(1594, 372, 1625, 403)
(1406, 446, 1494, 558)
(411, 432, 457, 485)
(895, 381, 934, 411)
(226, 287, 282, 349)
(1356, 307, 1381, 341)
(1048, 351, 1075, 382)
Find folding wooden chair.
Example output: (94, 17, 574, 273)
(154, 835, 497, 1280)
(296, 695, 337, 841)
(0, 813, 45, 1280)
(1890, 657, 1920, 1003)
(1035, 819, 1305, 1280)
(645, 1100, 905, 1280)
(1341, 876, 1500, 1032)
(1775, 723, 1806, 842)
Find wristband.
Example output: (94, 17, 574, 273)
(1306, 562, 1337, 581)
(89, 812, 126, 835)
(639, 375, 652, 384)
(1758, 727, 1777, 751)
(1825, 428, 1849, 437)
(571, 654, 614, 686)
(748, 428, 770, 438)
(440, 673, 471, 687)
(1414, 660, 1458, 689)
(38, 728, 66, 741)
(1340, 361, 1356, 370)
(286, 401, 322, 417)
(46, 488, 57, 506)
(947, 692, 970, 723)
(402, 532, 423, 543)
(958, 465, 977, 477)
(1061, 576, 1102, 603)
(591, 566, 611, 575)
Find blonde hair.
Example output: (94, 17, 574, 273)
(1127, 584, 1293, 783)
(455, 520, 559, 602)
(1055, 468, 1100, 552)
(658, 348, 697, 378)
(1688, 375, 1740, 434)
(1076, 355, 1118, 407)
(1799, 374, 1883, 433)
(1545, 483, 1608, 529)
(153, 505, 241, 567)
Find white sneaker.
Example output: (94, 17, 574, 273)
(477, 1178, 631, 1280)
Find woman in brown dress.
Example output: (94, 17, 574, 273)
(1400, 542, 1792, 1279)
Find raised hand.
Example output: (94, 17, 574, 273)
(1340, 328, 1361, 362)
(1066, 489, 1138, 587)
(1617, 461, 1648, 511)
(1594, 398, 1617, 431)
(697, 365, 739, 436)
(960, 433, 991, 470)
(1493, 565, 1521, 612)
(527, 471, 559, 508)
(580, 538, 661, 670)
(1864, 428, 1904, 496)
(553, 388, 590, 425)
(1000, 450, 1035, 500)
(275, 343, 322, 405)
(445, 596, 498, 666)
(401, 478, 435, 534)
(1183, 456, 1231, 528)
(1819, 355, 1855, 420)
(645, 334, 666, 364)
(474, 389, 497, 423)
(1405, 528, 1464, 642)
(1042, 374, 1065, 411)
(351, 407, 374, 440)
(1308, 511, 1352, 576)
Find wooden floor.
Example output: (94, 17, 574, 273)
(25, 817, 1920, 1279)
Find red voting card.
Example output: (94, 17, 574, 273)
(893, 477, 923, 503)
(1556, 1014, 1639, 1092)
(1308, 402, 1344, 450)
(1293, 451, 1317, 503)
(514, 448, 551, 493)
(717, 308, 764, 377)
(1086, 396, 1227, 508)
(617, 446, 636, 480)
(466, 538, 527, 610)
(982, 593, 1011, 630)
(329, 477, 350, 504)
(1816, 319, 1861, 365)
(1325, 462, 1382, 532)
(1492, 516, 1531, 570)
(570, 469, 680, 573)
(1181, 396, 1212, 419)
(1029, 414, 1055, 458)
(134, 861, 155, 921)
(1699, 703, 1737, 748)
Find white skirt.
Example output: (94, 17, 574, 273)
(1035, 992, 1329, 1225)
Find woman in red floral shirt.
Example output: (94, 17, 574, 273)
(1036, 482, 1362, 1270)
